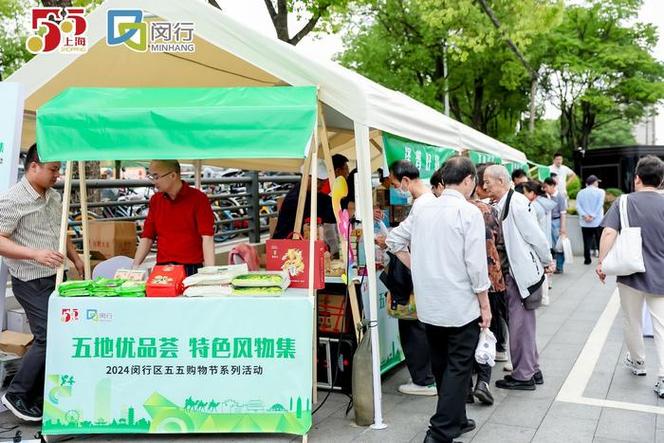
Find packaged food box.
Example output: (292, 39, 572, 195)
(231, 271, 290, 289)
(146, 265, 186, 297)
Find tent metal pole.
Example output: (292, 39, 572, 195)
(78, 162, 91, 279)
(309, 117, 319, 405)
(194, 160, 202, 189)
(353, 122, 386, 430)
(56, 161, 74, 287)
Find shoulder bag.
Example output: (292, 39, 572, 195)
(602, 195, 645, 276)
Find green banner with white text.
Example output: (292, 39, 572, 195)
(383, 133, 456, 180)
(44, 294, 313, 436)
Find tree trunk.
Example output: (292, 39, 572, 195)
(529, 76, 537, 132)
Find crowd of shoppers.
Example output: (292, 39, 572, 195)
(381, 151, 644, 442)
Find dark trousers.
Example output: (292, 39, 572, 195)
(398, 319, 434, 386)
(8, 276, 55, 404)
(582, 226, 603, 262)
(488, 291, 508, 353)
(425, 319, 480, 443)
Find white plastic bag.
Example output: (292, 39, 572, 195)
(554, 236, 564, 253)
(562, 237, 574, 264)
(603, 195, 645, 276)
(475, 329, 497, 367)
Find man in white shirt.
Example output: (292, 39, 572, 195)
(387, 156, 491, 443)
(484, 165, 554, 391)
(549, 152, 577, 199)
(384, 161, 437, 397)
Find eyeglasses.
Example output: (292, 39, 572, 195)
(147, 171, 174, 181)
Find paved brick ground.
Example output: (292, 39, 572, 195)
(0, 260, 658, 442)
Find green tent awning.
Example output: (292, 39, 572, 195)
(36, 86, 318, 162)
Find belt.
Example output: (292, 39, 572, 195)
(552, 217, 561, 220)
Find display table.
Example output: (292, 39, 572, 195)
(43, 290, 314, 437)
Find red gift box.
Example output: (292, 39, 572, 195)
(266, 236, 325, 289)
(146, 265, 186, 297)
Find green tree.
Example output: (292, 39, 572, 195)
(0, 0, 33, 80)
(338, 0, 560, 139)
(588, 117, 637, 148)
(503, 119, 559, 165)
(540, 0, 664, 152)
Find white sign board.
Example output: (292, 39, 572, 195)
(0, 83, 25, 330)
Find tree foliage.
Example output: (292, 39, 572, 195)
(259, 0, 353, 45)
(338, 0, 562, 138)
(540, 0, 664, 152)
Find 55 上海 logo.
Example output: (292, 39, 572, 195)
(26, 7, 88, 54)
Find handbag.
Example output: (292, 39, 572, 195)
(379, 251, 413, 306)
(602, 195, 645, 276)
(386, 292, 418, 320)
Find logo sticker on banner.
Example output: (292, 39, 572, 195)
(107, 9, 195, 53)
(26, 7, 88, 54)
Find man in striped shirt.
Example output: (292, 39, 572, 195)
(0, 144, 84, 422)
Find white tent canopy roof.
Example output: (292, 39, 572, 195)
(8, 0, 526, 165)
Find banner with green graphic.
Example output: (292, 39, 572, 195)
(360, 272, 404, 373)
(44, 294, 313, 436)
(383, 133, 456, 180)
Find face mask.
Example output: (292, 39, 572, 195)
(395, 183, 410, 199)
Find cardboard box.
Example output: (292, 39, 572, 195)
(88, 221, 137, 259)
(374, 187, 390, 208)
(6, 308, 30, 334)
(317, 293, 350, 334)
(0, 330, 33, 357)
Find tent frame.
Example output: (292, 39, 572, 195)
(50, 93, 387, 436)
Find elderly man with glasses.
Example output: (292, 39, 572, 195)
(132, 160, 215, 276)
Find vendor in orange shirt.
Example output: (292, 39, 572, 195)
(132, 160, 215, 276)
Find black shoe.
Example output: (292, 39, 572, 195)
(1, 393, 42, 422)
(473, 381, 494, 405)
(495, 375, 536, 391)
(584, 259, 592, 265)
(423, 429, 461, 443)
(460, 418, 476, 434)
(533, 370, 544, 385)
(466, 391, 475, 404)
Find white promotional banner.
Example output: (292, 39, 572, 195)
(44, 293, 314, 437)
(0, 82, 25, 330)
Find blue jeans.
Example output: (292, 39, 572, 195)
(551, 218, 565, 272)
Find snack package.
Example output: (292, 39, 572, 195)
(231, 271, 290, 289)
(231, 286, 283, 297)
(58, 280, 92, 297)
(113, 269, 147, 281)
(115, 281, 146, 297)
(146, 265, 186, 297)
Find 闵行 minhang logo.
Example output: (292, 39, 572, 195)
(106, 9, 195, 53)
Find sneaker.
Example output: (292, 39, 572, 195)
(473, 381, 494, 405)
(1, 393, 42, 422)
(503, 362, 513, 372)
(655, 378, 664, 398)
(624, 352, 647, 376)
(541, 294, 550, 306)
(398, 382, 437, 396)
(495, 351, 509, 362)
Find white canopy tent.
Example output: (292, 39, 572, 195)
(7, 0, 528, 431)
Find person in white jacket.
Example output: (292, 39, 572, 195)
(483, 165, 555, 391)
